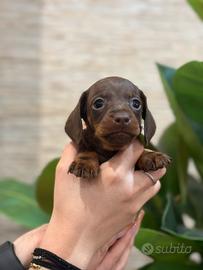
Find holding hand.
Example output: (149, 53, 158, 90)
(39, 140, 165, 269)
(14, 211, 144, 270)
(88, 210, 145, 270)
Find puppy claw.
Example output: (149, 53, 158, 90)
(68, 160, 100, 179)
(137, 152, 171, 172)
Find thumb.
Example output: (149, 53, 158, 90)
(108, 139, 144, 171)
(57, 142, 78, 169)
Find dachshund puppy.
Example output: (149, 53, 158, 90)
(65, 76, 171, 179)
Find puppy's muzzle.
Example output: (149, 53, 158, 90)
(112, 111, 131, 126)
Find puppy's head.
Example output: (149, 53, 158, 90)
(65, 77, 156, 150)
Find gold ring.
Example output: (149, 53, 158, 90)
(144, 171, 157, 185)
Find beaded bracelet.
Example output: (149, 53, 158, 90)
(30, 248, 81, 270)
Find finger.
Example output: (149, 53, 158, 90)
(57, 142, 78, 169)
(114, 245, 132, 270)
(107, 139, 144, 171)
(107, 210, 145, 252)
(106, 225, 133, 248)
(130, 209, 145, 245)
(134, 209, 145, 230)
(113, 213, 144, 270)
(133, 167, 166, 191)
(133, 180, 161, 212)
(100, 224, 137, 269)
(103, 209, 144, 258)
(143, 168, 166, 185)
(97, 212, 145, 270)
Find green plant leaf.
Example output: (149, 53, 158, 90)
(157, 62, 203, 180)
(135, 228, 203, 264)
(142, 194, 165, 230)
(187, 176, 203, 229)
(0, 179, 49, 228)
(158, 122, 189, 202)
(36, 158, 59, 214)
(162, 194, 203, 241)
(173, 61, 203, 144)
(187, 0, 203, 20)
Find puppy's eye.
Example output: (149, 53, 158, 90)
(92, 98, 105, 110)
(130, 98, 141, 110)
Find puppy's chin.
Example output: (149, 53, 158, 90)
(100, 132, 135, 151)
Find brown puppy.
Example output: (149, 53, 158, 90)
(65, 76, 171, 179)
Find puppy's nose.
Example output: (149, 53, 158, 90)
(113, 112, 131, 125)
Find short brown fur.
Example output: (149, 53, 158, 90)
(65, 76, 171, 178)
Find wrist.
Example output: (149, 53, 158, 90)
(39, 216, 96, 269)
(13, 225, 47, 268)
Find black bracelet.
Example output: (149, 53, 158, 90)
(31, 248, 81, 270)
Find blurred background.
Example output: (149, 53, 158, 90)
(0, 0, 203, 269)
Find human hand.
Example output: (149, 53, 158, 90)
(13, 225, 47, 268)
(40, 140, 166, 269)
(87, 210, 145, 270)
(22, 211, 141, 270)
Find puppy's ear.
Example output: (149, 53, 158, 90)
(140, 90, 156, 145)
(65, 90, 88, 144)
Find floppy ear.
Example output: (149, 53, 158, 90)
(140, 90, 156, 145)
(65, 90, 88, 144)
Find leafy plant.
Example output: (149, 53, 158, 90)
(138, 4, 203, 266)
(36, 158, 59, 214)
(139, 61, 203, 269)
(187, 0, 203, 20)
(0, 179, 49, 228)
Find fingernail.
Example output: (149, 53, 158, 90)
(117, 225, 131, 238)
(129, 225, 137, 246)
(129, 223, 137, 236)
(138, 209, 145, 221)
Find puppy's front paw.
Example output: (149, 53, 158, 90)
(137, 151, 171, 172)
(68, 159, 100, 179)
